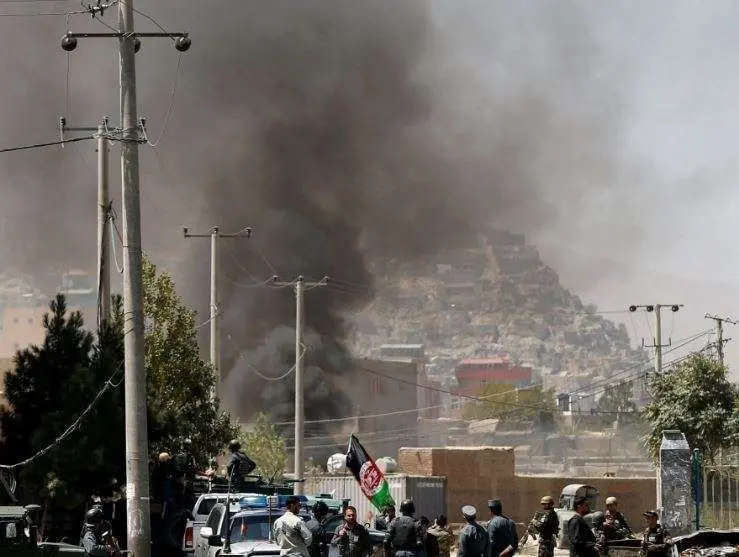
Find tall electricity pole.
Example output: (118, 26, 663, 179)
(61, 7, 191, 556)
(183, 226, 251, 395)
(59, 117, 112, 320)
(629, 303, 683, 375)
(704, 313, 736, 367)
(275, 275, 329, 494)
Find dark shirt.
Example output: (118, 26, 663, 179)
(567, 515, 599, 557)
(604, 511, 632, 540)
(227, 451, 256, 484)
(487, 515, 518, 557)
(458, 522, 488, 557)
(425, 528, 440, 557)
(306, 517, 327, 557)
(641, 526, 669, 557)
(376, 516, 395, 531)
(534, 510, 560, 541)
(386, 516, 424, 551)
(81, 528, 109, 557)
(332, 522, 373, 557)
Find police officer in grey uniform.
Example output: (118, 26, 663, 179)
(487, 500, 518, 557)
(458, 506, 488, 557)
(385, 500, 425, 557)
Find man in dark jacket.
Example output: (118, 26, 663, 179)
(226, 439, 256, 488)
(332, 505, 373, 557)
(385, 500, 425, 557)
(306, 501, 330, 557)
(567, 498, 598, 557)
(419, 517, 439, 557)
(486, 499, 518, 557)
(81, 507, 114, 557)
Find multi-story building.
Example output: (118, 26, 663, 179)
(453, 356, 533, 397)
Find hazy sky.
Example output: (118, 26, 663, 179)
(433, 1, 739, 374)
(1, 1, 739, 376)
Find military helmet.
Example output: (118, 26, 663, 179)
(228, 439, 241, 451)
(85, 507, 104, 525)
(591, 511, 605, 528)
(540, 496, 554, 505)
(399, 499, 415, 515)
(605, 496, 618, 506)
(313, 501, 329, 515)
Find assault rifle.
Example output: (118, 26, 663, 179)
(519, 512, 545, 548)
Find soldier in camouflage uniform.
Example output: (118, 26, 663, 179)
(531, 496, 559, 557)
(640, 511, 669, 557)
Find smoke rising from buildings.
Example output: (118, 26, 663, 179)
(0, 2, 664, 418)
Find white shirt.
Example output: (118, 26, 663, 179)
(273, 510, 312, 557)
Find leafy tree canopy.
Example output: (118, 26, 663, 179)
(642, 354, 739, 462)
(596, 381, 637, 414)
(0, 257, 240, 504)
(240, 412, 286, 480)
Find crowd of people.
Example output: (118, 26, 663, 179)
(273, 495, 672, 557)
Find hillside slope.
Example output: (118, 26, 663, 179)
(350, 226, 649, 396)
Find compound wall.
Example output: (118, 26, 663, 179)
(398, 446, 656, 528)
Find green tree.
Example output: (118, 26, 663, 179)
(240, 413, 286, 479)
(0, 295, 125, 506)
(142, 258, 239, 465)
(0, 258, 241, 504)
(463, 383, 557, 423)
(642, 354, 739, 462)
(596, 381, 636, 414)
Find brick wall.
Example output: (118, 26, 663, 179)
(398, 446, 656, 529)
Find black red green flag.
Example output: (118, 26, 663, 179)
(346, 434, 395, 511)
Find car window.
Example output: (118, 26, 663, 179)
(197, 496, 243, 517)
(229, 514, 283, 543)
(206, 507, 223, 530)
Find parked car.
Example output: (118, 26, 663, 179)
(183, 493, 250, 554)
(195, 501, 310, 557)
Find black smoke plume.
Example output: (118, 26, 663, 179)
(0, 2, 646, 422)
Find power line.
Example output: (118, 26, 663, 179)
(0, 135, 93, 153)
(0, 367, 123, 470)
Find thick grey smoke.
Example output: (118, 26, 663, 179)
(0, 1, 653, 419)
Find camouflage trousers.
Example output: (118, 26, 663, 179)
(538, 540, 555, 557)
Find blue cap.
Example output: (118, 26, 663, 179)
(461, 505, 477, 518)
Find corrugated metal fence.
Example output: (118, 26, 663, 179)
(304, 474, 446, 525)
(700, 462, 739, 529)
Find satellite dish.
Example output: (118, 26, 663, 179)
(376, 457, 397, 473)
(327, 453, 347, 475)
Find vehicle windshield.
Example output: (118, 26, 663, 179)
(229, 515, 280, 543)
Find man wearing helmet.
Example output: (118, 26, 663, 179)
(81, 507, 114, 556)
(385, 500, 425, 557)
(604, 497, 632, 540)
(306, 501, 330, 557)
(226, 439, 256, 488)
(530, 496, 559, 557)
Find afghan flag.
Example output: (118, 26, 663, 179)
(346, 434, 396, 511)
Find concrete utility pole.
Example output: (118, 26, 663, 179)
(183, 226, 252, 395)
(275, 275, 329, 494)
(629, 304, 683, 375)
(60, 7, 191, 557)
(704, 313, 736, 367)
(59, 117, 112, 321)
